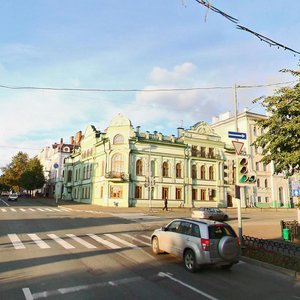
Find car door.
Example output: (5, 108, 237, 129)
(159, 220, 181, 254)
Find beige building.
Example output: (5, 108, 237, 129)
(63, 114, 229, 208)
(38, 136, 81, 198)
(211, 110, 291, 208)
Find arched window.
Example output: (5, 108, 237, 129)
(162, 161, 169, 177)
(191, 165, 197, 179)
(111, 153, 124, 176)
(209, 166, 214, 180)
(200, 165, 206, 180)
(279, 187, 284, 204)
(176, 163, 182, 178)
(136, 159, 143, 176)
(113, 134, 124, 144)
(264, 179, 268, 188)
(67, 170, 72, 182)
(257, 178, 260, 187)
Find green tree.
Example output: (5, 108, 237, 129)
(1, 152, 29, 191)
(20, 157, 45, 195)
(253, 68, 300, 177)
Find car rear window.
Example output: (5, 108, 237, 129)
(208, 224, 236, 239)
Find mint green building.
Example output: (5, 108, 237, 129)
(63, 114, 228, 208)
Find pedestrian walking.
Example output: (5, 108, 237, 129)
(163, 197, 168, 211)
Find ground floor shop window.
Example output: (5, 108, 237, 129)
(110, 186, 123, 198)
(192, 188, 197, 201)
(200, 189, 206, 201)
(135, 186, 142, 199)
(176, 188, 182, 200)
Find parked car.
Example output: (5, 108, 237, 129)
(8, 193, 18, 201)
(191, 207, 229, 221)
(151, 218, 240, 272)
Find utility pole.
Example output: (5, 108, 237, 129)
(148, 147, 152, 211)
(234, 84, 243, 244)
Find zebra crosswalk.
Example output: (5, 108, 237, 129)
(5, 232, 151, 251)
(0, 207, 72, 213)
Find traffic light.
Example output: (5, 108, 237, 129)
(238, 157, 256, 184)
(239, 157, 248, 183)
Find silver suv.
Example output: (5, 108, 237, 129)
(151, 218, 240, 272)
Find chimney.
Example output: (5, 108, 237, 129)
(75, 131, 82, 144)
(60, 138, 63, 144)
(70, 136, 75, 145)
(177, 127, 184, 138)
(136, 126, 141, 136)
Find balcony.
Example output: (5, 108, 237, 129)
(105, 172, 128, 182)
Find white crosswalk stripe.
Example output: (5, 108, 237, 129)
(47, 234, 75, 249)
(8, 234, 26, 249)
(104, 233, 138, 248)
(122, 233, 150, 246)
(28, 234, 50, 249)
(0, 207, 72, 213)
(5, 232, 152, 251)
(87, 233, 121, 249)
(65, 234, 97, 249)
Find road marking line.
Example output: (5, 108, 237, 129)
(122, 233, 150, 246)
(158, 272, 219, 300)
(0, 199, 9, 206)
(141, 235, 151, 241)
(65, 234, 97, 249)
(87, 234, 120, 249)
(29, 208, 36, 211)
(104, 234, 138, 248)
(10, 208, 17, 212)
(43, 208, 54, 211)
(8, 234, 26, 249)
(28, 234, 50, 249)
(22, 287, 34, 300)
(28, 276, 142, 299)
(51, 208, 62, 212)
(47, 234, 75, 249)
(20, 208, 26, 212)
(36, 208, 46, 212)
(1, 208, 7, 212)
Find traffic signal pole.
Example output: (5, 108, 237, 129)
(234, 84, 243, 245)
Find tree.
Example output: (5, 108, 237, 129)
(1, 152, 29, 191)
(253, 68, 300, 177)
(20, 157, 45, 195)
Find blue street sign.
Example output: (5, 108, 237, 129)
(228, 131, 247, 140)
(292, 189, 300, 197)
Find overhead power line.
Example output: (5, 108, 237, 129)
(0, 81, 296, 93)
(194, 0, 300, 56)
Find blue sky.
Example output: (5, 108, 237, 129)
(0, 0, 299, 169)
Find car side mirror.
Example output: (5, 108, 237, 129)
(161, 226, 167, 231)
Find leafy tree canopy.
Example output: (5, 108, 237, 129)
(253, 68, 300, 177)
(20, 157, 45, 192)
(1, 152, 29, 191)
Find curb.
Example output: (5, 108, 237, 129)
(241, 256, 299, 279)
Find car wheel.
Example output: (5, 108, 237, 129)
(184, 249, 197, 272)
(151, 236, 161, 254)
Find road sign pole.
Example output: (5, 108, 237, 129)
(234, 84, 243, 245)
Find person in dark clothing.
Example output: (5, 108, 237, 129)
(163, 197, 168, 211)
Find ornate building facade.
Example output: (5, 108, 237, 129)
(211, 110, 291, 208)
(63, 114, 228, 208)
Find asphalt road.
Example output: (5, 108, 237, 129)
(0, 197, 299, 300)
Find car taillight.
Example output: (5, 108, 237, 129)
(237, 237, 241, 246)
(201, 238, 210, 251)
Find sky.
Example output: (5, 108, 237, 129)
(0, 0, 300, 170)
